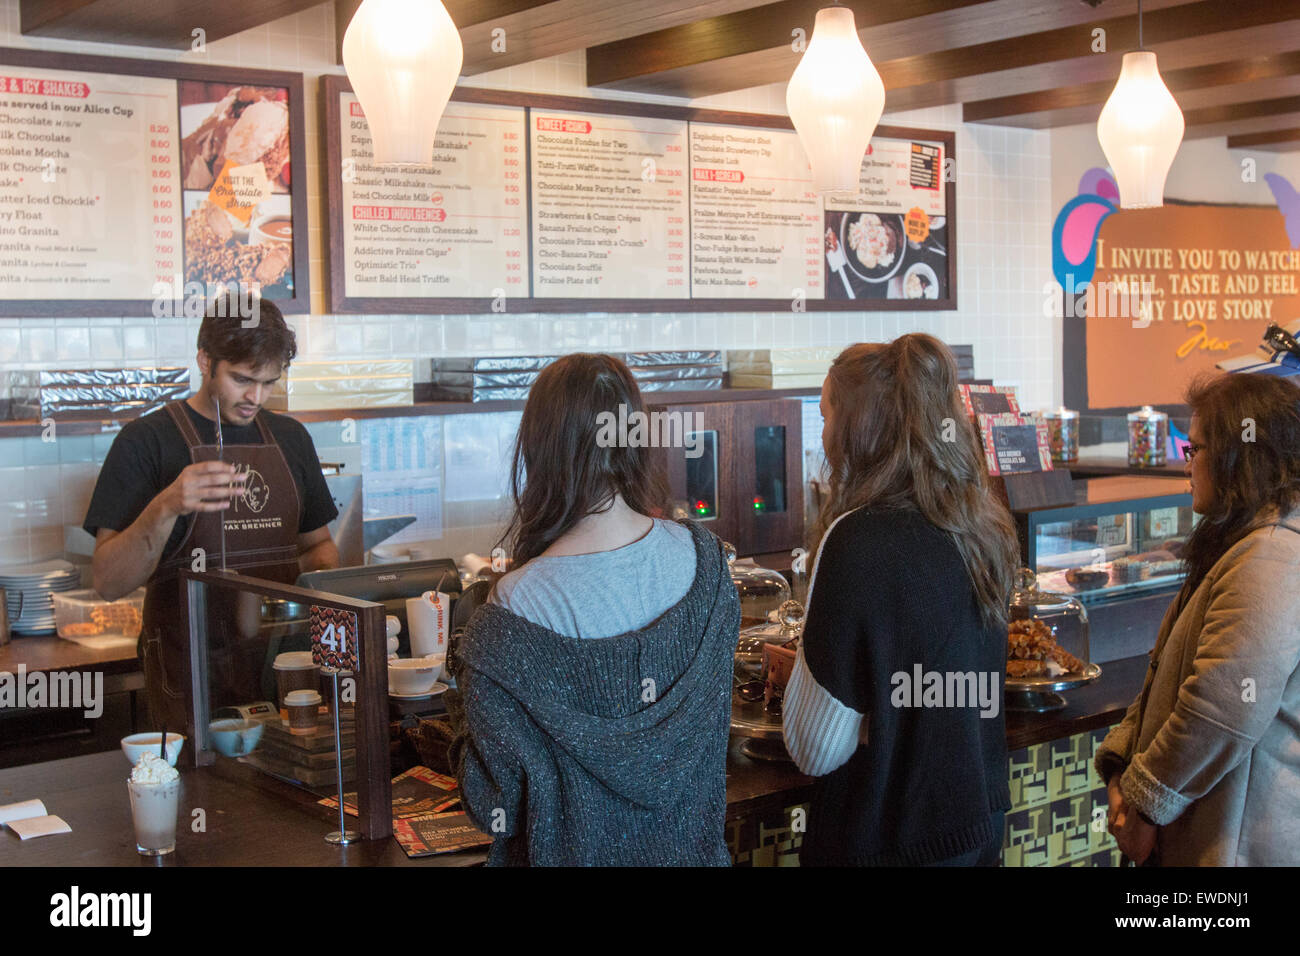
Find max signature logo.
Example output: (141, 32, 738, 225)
(231, 465, 270, 514)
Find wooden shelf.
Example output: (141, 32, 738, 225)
(0, 386, 822, 438)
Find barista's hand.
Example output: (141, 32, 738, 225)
(163, 461, 247, 517)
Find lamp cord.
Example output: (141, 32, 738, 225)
(1138, 0, 1144, 51)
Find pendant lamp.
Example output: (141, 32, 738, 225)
(786, 4, 886, 199)
(342, 0, 463, 168)
(1096, 0, 1183, 209)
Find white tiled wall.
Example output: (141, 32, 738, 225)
(0, 0, 1055, 567)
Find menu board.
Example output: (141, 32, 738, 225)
(824, 137, 949, 303)
(530, 110, 688, 298)
(322, 79, 955, 313)
(0, 48, 308, 316)
(689, 123, 823, 300)
(339, 92, 527, 299)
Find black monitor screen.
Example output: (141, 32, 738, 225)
(297, 559, 461, 651)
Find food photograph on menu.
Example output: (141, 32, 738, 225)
(178, 81, 295, 298)
(823, 138, 948, 302)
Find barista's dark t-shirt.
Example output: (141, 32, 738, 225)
(83, 402, 338, 561)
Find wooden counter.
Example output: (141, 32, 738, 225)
(0, 749, 484, 867)
(0, 635, 140, 676)
(0, 653, 1148, 866)
(0, 740, 812, 866)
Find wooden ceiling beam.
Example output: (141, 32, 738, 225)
(585, 0, 1253, 99)
(1183, 94, 1300, 128)
(22, 0, 328, 47)
(962, 51, 1300, 126)
(1226, 128, 1300, 152)
(1183, 111, 1300, 141)
(881, 19, 1300, 115)
(336, 0, 772, 72)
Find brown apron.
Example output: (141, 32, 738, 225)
(139, 401, 302, 736)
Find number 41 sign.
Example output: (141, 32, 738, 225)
(310, 605, 359, 672)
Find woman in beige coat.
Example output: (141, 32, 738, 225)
(1096, 371, 1300, 866)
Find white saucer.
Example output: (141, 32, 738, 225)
(389, 682, 448, 701)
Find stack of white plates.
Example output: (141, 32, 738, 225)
(0, 560, 81, 635)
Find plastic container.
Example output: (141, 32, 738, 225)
(1041, 407, 1080, 464)
(1127, 405, 1168, 467)
(53, 588, 145, 640)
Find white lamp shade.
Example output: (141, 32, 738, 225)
(786, 6, 885, 199)
(342, 0, 464, 168)
(1096, 51, 1184, 209)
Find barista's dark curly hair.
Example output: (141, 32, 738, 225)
(197, 293, 297, 371)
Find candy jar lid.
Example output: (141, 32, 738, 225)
(1128, 404, 1167, 422)
(1041, 406, 1078, 421)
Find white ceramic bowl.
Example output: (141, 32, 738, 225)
(121, 732, 185, 766)
(388, 657, 442, 696)
(208, 718, 264, 758)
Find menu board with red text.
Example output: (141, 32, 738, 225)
(529, 110, 688, 298)
(322, 76, 955, 313)
(339, 92, 528, 299)
(688, 123, 824, 300)
(0, 49, 308, 316)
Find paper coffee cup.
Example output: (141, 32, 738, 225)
(285, 689, 322, 736)
(273, 652, 319, 708)
(406, 591, 449, 672)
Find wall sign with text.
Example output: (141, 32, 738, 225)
(1060, 192, 1300, 413)
(322, 76, 955, 314)
(0, 46, 309, 317)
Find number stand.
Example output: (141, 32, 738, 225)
(324, 668, 358, 846)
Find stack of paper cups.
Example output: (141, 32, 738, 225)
(406, 590, 450, 679)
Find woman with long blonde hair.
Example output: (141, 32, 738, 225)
(784, 333, 1019, 865)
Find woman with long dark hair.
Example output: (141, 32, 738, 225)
(783, 334, 1019, 865)
(447, 353, 739, 866)
(1098, 372, 1300, 866)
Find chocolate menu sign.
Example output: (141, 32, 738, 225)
(0, 48, 308, 316)
(689, 123, 823, 299)
(339, 92, 527, 299)
(530, 110, 688, 298)
(322, 80, 955, 313)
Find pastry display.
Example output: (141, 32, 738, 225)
(1007, 619, 1086, 678)
(1146, 558, 1183, 577)
(1065, 567, 1110, 589)
(90, 602, 144, 639)
(1111, 556, 1151, 583)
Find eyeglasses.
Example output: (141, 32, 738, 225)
(1184, 442, 1204, 463)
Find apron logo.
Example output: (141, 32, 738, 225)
(232, 466, 270, 513)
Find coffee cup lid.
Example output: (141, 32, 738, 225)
(284, 689, 322, 705)
(273, 651, 316, 670)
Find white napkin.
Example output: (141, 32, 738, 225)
(0, 800, 71, 839)
(9, 815, 71, 840)
(0, 798, 46, 826)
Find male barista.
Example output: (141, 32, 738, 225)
(84, 296, 339, 733)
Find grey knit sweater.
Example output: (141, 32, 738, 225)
(446, 519, 739, 866)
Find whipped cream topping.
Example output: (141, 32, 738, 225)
(130, 751, 179, 785)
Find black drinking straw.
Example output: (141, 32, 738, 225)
(159, 726, 167, 759)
